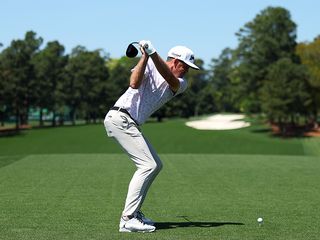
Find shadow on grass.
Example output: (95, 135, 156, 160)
(156, 218, 244, 229)
(0, 130, 25, 138)
(251, 128, 271, 134)
(0, 155, 25, 168)
(156, 221, 244, 229)
(251, 127, 311, 138)
(0, 122, 100, 138)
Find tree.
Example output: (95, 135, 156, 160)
(260, 58, 312, 134)
(0, 55, 7, 126)
(209, 48, 238, 113)
(83, 50, 109, 123)
(296, 36, 320, 125)
(32, 41, 67, 126)
(194, 84, 218, 115)
(184, 58, 208, 116)
(233, 7, 297, 113)
(0, 31, 43, 129)
(64, 46, 109, 125)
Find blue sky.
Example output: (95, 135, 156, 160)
(1, 0, 319, 67)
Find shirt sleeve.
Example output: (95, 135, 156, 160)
(175, 78, 188, 95)
(142, 59, 153, 79)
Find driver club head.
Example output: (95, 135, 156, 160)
(126, 42, 139, 58)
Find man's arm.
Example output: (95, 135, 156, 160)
(150, 53, 180, 92)
(139, 40, 180, 92)
(129, 49, 149, 89)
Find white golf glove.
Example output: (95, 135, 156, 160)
(139, 40, 156, 55)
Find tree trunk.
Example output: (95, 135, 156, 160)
(194, 105, 199, 117)
(0, 112, 4, 127)
(15, 108, 20, 130)
(21, 103, 29, 125)
(59, 113, 64, 126)
(71, 108, 76, 125)
(52, 111, 57, 127)
(39, 108, 44, 127)
(85, 113, 90, 124)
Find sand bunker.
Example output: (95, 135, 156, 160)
(186, 114, 250, 130)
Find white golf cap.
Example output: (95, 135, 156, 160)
(168, 46, 200, 70)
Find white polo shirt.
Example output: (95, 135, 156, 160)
(114, 59, 188, 125)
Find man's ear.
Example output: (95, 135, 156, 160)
(173, 58, 180, 68)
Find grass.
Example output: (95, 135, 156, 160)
(0, 117, 320, 239)
(1, 154, 319, 240)
(0, 119, 311, 156)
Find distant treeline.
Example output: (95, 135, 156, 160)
(0, 6, 319, 134)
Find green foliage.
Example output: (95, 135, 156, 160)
(0, 31, 43, 128)
(204, 6, 317, 130)
(296, 37, 320, 120)
(233, 7, 298, 113)
(64, 46, 110, 124)
(209, 48, 238, 112)
(261, 58, 312, 126)
(32, 41, 67, 126)
(107, 57, 138, 107)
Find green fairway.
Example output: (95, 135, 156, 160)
(0, 118, 320, 239)
(0, 154, 319, 240)
(0, 119, 315, 157)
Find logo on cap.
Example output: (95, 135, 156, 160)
(189, 55, 194, 61)
(171, 53, 181, 58)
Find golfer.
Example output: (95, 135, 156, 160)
(104, 40, 199, 232)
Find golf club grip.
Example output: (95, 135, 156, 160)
(132, 41, 148, 49)
(125, 41, 148, 58)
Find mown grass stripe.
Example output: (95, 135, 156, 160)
(0, 153, 319, 240)
(0, 119, 311, 156)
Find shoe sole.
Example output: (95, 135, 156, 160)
(119, 227, 156, 233)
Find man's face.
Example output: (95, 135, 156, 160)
(173, 59, 190, 78)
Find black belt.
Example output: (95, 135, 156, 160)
(110, 106, 139, 125)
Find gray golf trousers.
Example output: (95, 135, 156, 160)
(104, 109, 162, 216)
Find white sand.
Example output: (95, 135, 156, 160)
(185, 114, 250, 130)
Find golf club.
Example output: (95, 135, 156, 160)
(126, 41, 151, 58)
(126, 42, 140, 58)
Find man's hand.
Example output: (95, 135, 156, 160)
(139, 40, 156, 56)
(139, 45, 148, 57)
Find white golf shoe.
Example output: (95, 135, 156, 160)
(136, 211, 155, 226)
(119, 216, 156, 233)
